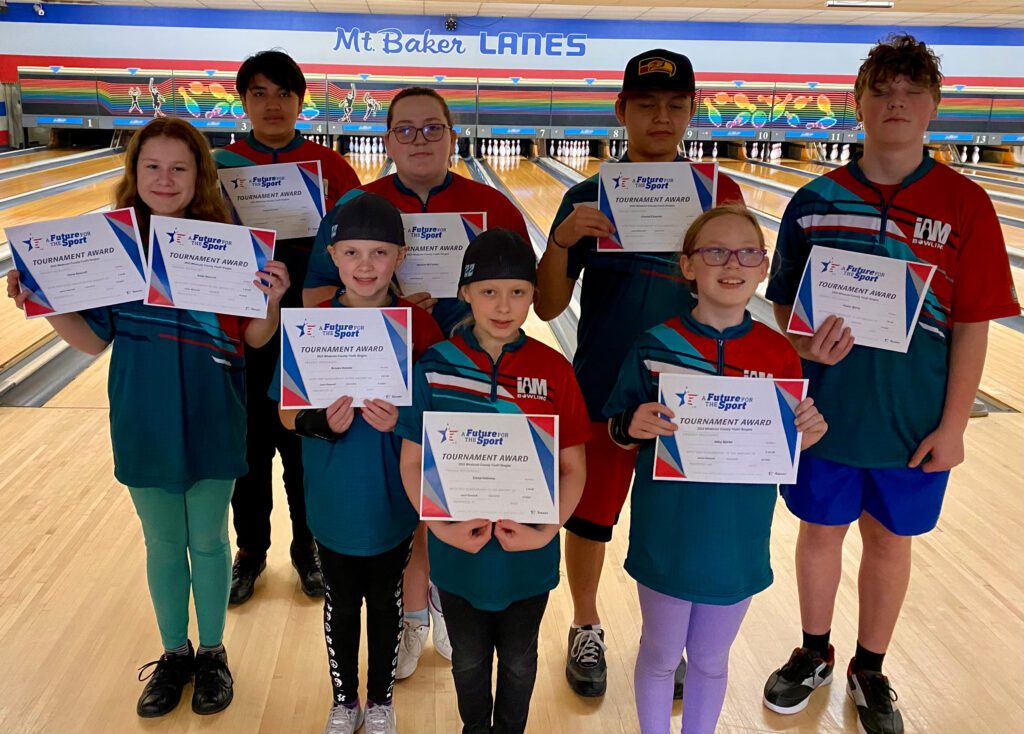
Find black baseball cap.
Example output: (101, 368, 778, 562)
(329, 192, 405, 247)
(459, 228, 537, 287)
(621, 49, 695, 97)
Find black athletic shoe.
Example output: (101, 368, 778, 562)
(673, 655, 687, 700)
(763, 645, 835, 715)
(136, 642, 195, 718)
(192, 648, 234, 715)
(847, 659, 903, 734)
(566, 625, 608, 697)
(229, 551, 266, 605)
(292, 548, 325, 598)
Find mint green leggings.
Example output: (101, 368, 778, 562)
(128, 480, 234, 650)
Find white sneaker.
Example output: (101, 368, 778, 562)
(323, 702, 364, 734)
(395, 620, 429, 680)
(365, 702, 398, 734)
(428, 586, 453, 661)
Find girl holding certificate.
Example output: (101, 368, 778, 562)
(396, 229, 591, 734)
(6, 118, 290, 718)
(273, 193, 444, 734)
(603, 206, 827, 734)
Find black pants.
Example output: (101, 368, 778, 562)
(232, 336, 310, 558)
(439, 589, 550, 734)
(316, 536, 413, 706)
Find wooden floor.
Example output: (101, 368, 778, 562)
(0, 323, 1022, 734)
(1, 151, 1023, 733)
(0, 153, 124, 201)
(0, 147, 77, 171)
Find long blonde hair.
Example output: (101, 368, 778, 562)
(113, 118, 230, 238)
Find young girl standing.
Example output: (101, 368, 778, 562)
(273, 193, 444, 734)
(6, 117, 289, 717)
(603, 205, 828, 734)
(396, 228, 591, 734)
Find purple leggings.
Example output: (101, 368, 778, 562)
(634, 583, 752, 734)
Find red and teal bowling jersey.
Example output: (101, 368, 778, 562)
(767, 155, 1019, 468)
(604, 310, 802, 604)
(303, 173, 530, 336)
(395, 330, 591, 611)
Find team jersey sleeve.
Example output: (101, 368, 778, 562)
(303, 190, 366, 289)
(411, 308, 445, 361)
(951, 184, 1021, 323)
(715, 173, 745, 205)
(603, 335, 655, 418)
(80, 306, 115, 343)
(765, 193, 812, 306)
(554, 360, 593, 449)
(395, 360, 432, 444)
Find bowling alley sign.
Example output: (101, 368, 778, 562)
(333, 27, 588, 59)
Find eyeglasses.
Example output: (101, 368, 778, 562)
(387, 124, 451, 144)
(690, 247, 767, 267)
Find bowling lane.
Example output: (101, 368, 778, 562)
(778, 159, 837, 176)
(0, 296, 55, 372)
(0, 176, 116, 237)
(0, 154, 125, 201)
(717, 159, 807, 190)
(556, 156, 603, 179)
(485, 157, 562, 232)
(344, 154, 387, 185)
(953, 165, 1024, 183)
(0, 148, 77, 172)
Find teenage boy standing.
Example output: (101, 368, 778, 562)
(214, 50, 361, 604)
(762, 34, 1018, 734)
(534, 49, 744, 698)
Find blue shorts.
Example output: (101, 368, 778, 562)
(780, 456, 950, 536)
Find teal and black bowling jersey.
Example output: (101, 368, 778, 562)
(83, 302, 250, 492)
(550, 155, 745, 422)
(605, 311, 802, 604)
(767, 155, 1020, 468)
(396, 330, 591, 611)
(268, 294, 444, 556)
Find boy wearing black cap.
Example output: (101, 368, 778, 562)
(396, 228, 591, 734)
(535, 49, 744, 698)
(214, 49, 362, 605)
(272, 193, 444, 734)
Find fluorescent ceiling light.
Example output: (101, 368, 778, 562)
(826, 0, 895, 6)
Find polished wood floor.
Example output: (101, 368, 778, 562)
(0, 329, 1022, 734)
(1, 151, 1022, 734)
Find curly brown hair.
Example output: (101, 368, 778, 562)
(854, 33, 943, 103)
(113, 117, 230, 238)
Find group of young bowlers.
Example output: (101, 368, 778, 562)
(9, 31, 1018, 734)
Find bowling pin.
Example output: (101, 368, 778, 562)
(840, 144, 850, 162)
(972, 146, 980, 164)
(549, 140, 555, 156)
(774, 143, 782, 161)
(960, 146, 968, 163)
(752, 142, 759, 159)
(712, 142, 718, 160)
(230, 133, 235, 144)
(829, 143, 838, 161)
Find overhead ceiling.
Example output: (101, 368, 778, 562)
(35, 0, 1024, 27)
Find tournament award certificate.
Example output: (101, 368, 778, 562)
(420, 412, 560, 524)
(218, 161, 325, 240)
(597, 162, 717, 252)
(7, 209, 147, 319)
(654, 374, 808, 484)
(396, 212, 486, 298)
(279, 307, 413, 408)
(787, 245, 937, 353)
(145, 215, 275, 319)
